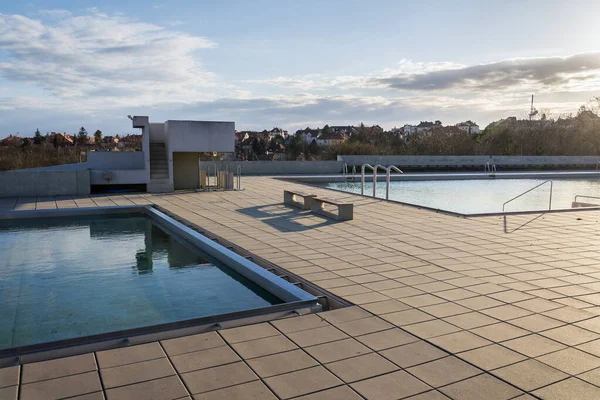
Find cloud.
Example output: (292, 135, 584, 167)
(376, 53, 600, 92)
(0, 10, 218, 110)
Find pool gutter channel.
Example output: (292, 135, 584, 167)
(0, 205, 331, 366)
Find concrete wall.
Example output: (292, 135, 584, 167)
(337, 155, 600, 168)
(89, 169, 147, 185)
(0, 170, 90, 197)
(201, 161, 344, 175)
(165, 121, 235, 153)
(173, 153, 200, 190)
(149, 123, 165, 143)
(87, 151, 145, 170)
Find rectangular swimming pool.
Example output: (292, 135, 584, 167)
(321, 178, 600, 215)
(0, 207, 317, 351)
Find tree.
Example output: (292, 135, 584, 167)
(77, 127, 89, 145)
(321, 124, 332, 136)
(33, 128, 45, 145)
(21, 137, 30, 147)
(94, 130, 102, 146)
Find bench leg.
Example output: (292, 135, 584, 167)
(338, 205, 353, 221)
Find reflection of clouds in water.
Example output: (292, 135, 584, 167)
(327, 179, 600, 214)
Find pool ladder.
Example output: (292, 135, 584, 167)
(485, 162, 497, 176)
(342, 163, 356, 180)
(360, 164, 404, 200)
(502, 180, 553, 212)
(205, 164, 243, 191)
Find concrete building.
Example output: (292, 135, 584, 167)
(131, 116, 235, 192)
(456, 121, 480, 134)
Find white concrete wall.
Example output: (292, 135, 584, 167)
(337, 155, 600, 167)
(0, 170, 90, 197)
(202, 161, 344, 175)
(87, 152, 145, 170)
(89, 169, 148, 185)
(165, 121, 234, 153)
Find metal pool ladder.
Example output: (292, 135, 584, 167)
(361, 164, 404, 199)
(485, 162, 497, 176)
(502, 180, 553, 212)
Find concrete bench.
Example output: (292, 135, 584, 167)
(284, 190, 317, 210)
(311, 197, 353, 221)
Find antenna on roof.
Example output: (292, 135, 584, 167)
(529, 95, 538, 121)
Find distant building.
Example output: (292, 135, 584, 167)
(316, 131, 347, 146)
(455, 121, 480, 134)
(330, 126, 355, 135)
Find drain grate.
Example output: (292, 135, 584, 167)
(155, 205, 351, 311)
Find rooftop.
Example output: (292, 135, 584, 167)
(2, 177, 600, 399)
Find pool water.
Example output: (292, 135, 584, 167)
(324, 178, 600, 214)
(0, 215, 281, 349)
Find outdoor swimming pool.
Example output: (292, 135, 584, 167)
(0, 213, 287, 350)
(323, 178, 600, 214)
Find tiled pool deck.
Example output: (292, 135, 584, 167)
(2, 176, 600, 399)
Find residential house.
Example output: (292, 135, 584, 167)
(295, 128, 321, 144)
(316, 131, 347, 146)
(455, 121, 480, 134)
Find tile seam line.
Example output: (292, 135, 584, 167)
(269, 321, 368, 400)
(157, 341, 193, 399)
(212, 330, 281, 399)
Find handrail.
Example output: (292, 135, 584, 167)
(574, 194, 600, 203)
(236, 165, 242, 190)
(385, 165, 403, 200)
(360, 163, 386, 197)
(485, 162, 497, 175)
(502, 180, 553, 212)
(343, 163, 348, 177)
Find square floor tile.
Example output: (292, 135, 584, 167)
(421, 303, 470, 318)
(20, 371, 102, 400)
(334, 316, 393, 336)
(22, 354, 96, 384)
(403, 320, 461, 339)
(181, 361, 257, 395)
(101, 357, 176, 389)
(161, 332, 225, 356)
(381, 309, 436, 326)
(219, 323, 279, 344)
(381, 341, 447, 368)
(455, 296, 504, 311)
(502, 334, 566, 357)
(104, 375, 188, 400)
(351, 370, 432, 400)
(440, 374, 522, 400)
(537, 348, 600, 375)
(429, 331, 492, 353)
(326, 352, 398, 383)
(356, 328, 419, 351)
(286, 326, 348, 347)
(458, 344, 526, 370)
(533, 377, 600, 400)
(509, 314, 564, 332)
(407, 356, 480, 388)
(96, 343, 165, 369)
(541, 325, 599, 346)
(0, 366, 19, 389)
(304, 338, 371, 363)
(471, 322, 529, 342)
(170, 345, 239, 373)
(543, 307, 596, 323)
(263, 366, 342, 399)
(292, 385, 363, 400)
(443, 312, 498, 330)
(494, 359, 568, 391)
(194, 381, 277, 400)
(360, 299, 411, 315)
(318, 306, 373, 325)
(232, 334, 297, 359)
(0, 386, 17, 400)
(247, 349, 318, 378)
(577, 339, 600, 357)
(480, 305, 533, 321)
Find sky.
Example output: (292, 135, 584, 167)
(1, 0, 600, 137)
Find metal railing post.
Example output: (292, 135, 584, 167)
(502, 180, 554, 212)
(385, 165, 404, 200)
